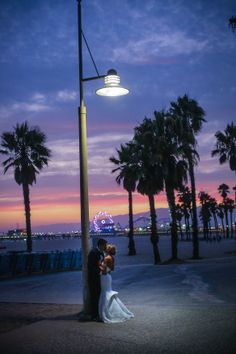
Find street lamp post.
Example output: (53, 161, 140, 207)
(77, 0, 129, 316)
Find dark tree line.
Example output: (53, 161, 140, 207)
(110, 96, 236, 264)
(1, 108, 235, 260)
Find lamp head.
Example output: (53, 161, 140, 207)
(96, 69, 129, 97)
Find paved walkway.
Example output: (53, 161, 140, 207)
(0, 238, 236, 353)
(1, 301, 236, 354)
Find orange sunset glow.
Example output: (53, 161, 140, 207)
(1, 174, 235, 232)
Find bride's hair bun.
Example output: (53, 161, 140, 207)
(106, 244, 116, 255)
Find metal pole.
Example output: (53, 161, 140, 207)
(77, 0, 90, 314)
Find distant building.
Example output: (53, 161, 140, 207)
(7, 229, 26, 238)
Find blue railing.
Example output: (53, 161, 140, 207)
(0, 249, 82, 279)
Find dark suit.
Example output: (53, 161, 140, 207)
(87, 247, 104, 318)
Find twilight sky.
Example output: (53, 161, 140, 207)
(0, 0, 235, 232)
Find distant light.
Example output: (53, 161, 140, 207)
(96, 69, 129, 97)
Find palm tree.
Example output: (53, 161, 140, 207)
(165, 164, 188, 258)
(198, 191, 211, 240)
(218, 183, 230, 200)
(233, 185, 236, 238)
(175, 204, 184, 240)
(136, 173, 162, 264)
(217, 204, 226, 238)
(153, 111, 188, 260)
(229, 17, 236, 32)
(208, 197, 219, 236)
(225, 197, 235, 238)
(233, 185, 236, 203)
(133, 117, 163, 264)
(170, 94, 206, 259)
(110, 143, 137, 255)
(0, 121, 51, 252)
(218, 183, 230, 238)
(177, 186, 192, 240)
(134, 112, 188, 262)
(212, 122, 236, 174)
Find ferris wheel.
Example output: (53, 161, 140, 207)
(92, 211, 114, 233)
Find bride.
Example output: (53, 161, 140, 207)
(99, 243, 134, 323)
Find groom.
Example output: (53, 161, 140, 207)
(87, 238, 107, 320)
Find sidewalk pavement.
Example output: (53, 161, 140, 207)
(1, 300, 236, 354)
(0, 239, 236, 353)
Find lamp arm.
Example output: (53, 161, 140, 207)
(82, 74, 106, 82)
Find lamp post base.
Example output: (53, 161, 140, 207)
(77, 310, 93, 322)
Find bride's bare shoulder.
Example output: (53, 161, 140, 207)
(104, 255, 112, 263)
(104, 255, 114, 269)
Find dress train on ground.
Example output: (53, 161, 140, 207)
(99, 273, 134, 324)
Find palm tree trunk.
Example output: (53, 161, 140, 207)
(178, 221, 183, 240)
(148, 194, 161, 264)
(184, 212, 190, 240)
(128, 190, 136, 255)
(184, 213, 187, 239)
(229, 210, 233, 238)
(22, 182, 32, 252)
(189, 208, 193, 238)
(221, 217, 226, 238)
(186, 215, 190, 240)
(203, 217, 207, 240)
(208, 220, 211, 240)
(189, 160, 200, 258)
(213, 213, 218, 238)
(165, 184, 178, 260)
(202, 220, 206, 240)
(224, 206, 230, 238)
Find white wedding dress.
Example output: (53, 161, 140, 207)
(99, 272, 134, 323)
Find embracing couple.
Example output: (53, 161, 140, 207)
(87, 238, 134, 323)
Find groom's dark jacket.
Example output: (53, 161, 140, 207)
(88, 248, 104, 277)
(87, 247, 104, 317)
